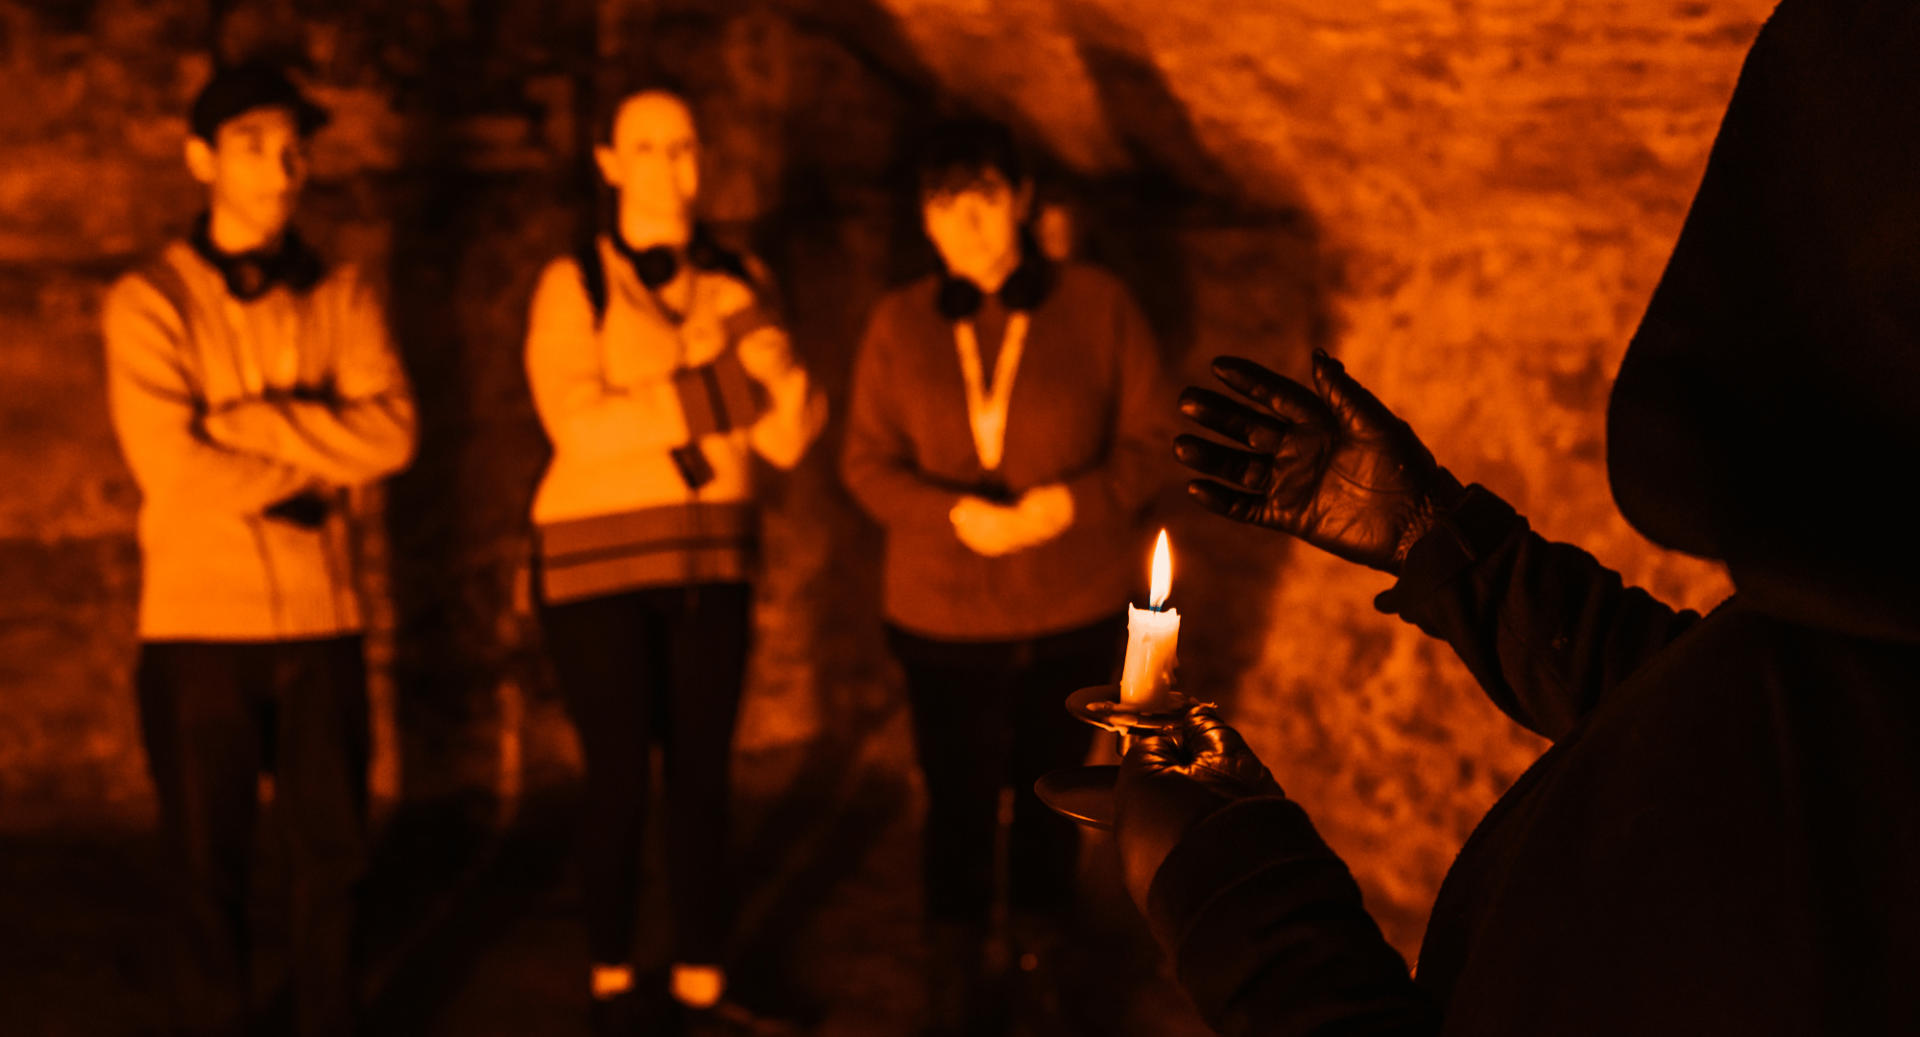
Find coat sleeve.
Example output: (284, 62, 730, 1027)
(1062, 281, 1179, 529)
(1148, 798, 1442, 1037)
(104, 274, 315, 513)
(525, 258, 691, 461)
(839, 298, 967, 534)
(199, 271, 417, 487)
(1374, 484, 1701, 741)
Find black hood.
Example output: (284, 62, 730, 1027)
(1607, 0, 1920, 641)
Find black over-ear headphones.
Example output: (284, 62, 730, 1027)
(190, 212, 326, 301)
(611, 225, 750, 290)
(935, 234, 1052, 320)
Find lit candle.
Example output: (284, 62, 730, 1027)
(1119, 530, 1180, 709)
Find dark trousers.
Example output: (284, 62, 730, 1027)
(540, 582, 751, 966)
(136, 637, 370, 1037)
(888, 613, 1125, 926)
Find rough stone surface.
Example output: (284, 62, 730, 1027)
(4, 0, 1774, 966)
(2, 0, 208, 828)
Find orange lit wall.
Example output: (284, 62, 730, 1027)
(2, 0, 1767, 956)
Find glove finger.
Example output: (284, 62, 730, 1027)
(1191, 720, 1284, 795)
(1212, 356, 1333, 428)
(1309, 350, 1400, 437)
(1173, 434, 1276, 492)
(1178, 387, 1291, 452)
(1137, 707, 1282, 798)
(1188, 759, 1284, 798)
(1122, 726, 1190, 773)
(1185, 479, 1272, 525)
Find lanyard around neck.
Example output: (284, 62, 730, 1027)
(953, 311, 1030, 472)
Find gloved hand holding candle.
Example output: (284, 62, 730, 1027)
(1174, 351, 1460, 575)
(1115, 705, 1283, 914)
(1035, 527, 1196, 834)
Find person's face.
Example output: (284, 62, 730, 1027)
(921, 169, 1028, 286)
(185, 107, 308, 245)
(596, 92, 700, 223)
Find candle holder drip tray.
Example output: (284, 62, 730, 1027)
(1036, 684, 1193, 831)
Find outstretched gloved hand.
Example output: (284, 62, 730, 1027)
(1175, 352, 1455, 575)
(1115, 705, 1283, 914)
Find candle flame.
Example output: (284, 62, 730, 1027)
(1150, 529, 1172, 608)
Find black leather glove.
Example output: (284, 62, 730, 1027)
(1175, 351, 1456, 575)
(1115, 705, 1283, 915)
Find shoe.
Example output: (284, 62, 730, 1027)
(678, 998, 808, 1037)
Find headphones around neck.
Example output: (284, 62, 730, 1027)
(611, 225, 749, 290)
(935, 235, 1052, 320)
(190, 212, 325, 301)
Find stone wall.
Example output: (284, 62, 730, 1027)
(2, 0, 215, 828)
(2, 0, 1774, 959)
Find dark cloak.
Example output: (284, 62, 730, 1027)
(1607, 0, 1920, 640)
(1144, 2, 1920, 1033)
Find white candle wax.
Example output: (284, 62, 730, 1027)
(1119, 530, 1180, 708)
(1119, 603, 1180, 708)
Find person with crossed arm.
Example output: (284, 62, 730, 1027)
(103, 63, 416, 1037)
(523, 84, 826, 1037)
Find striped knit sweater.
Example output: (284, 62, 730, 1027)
(524, 235, 822, 603)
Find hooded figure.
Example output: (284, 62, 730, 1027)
(1112, 1, 1920, 1033)
(1607, 0, 1920, 641)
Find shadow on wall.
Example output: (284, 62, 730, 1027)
(1068, 7, 1338, 714)
(371, 0, 595, 804)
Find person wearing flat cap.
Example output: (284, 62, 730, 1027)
(1116, 1, 1920, 1033)
(102, 62, 415, 1037)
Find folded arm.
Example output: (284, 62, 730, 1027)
(734, 319, 826, 471)
(104, 276, 316, 513)
(199, 275, 416, 486)
(525, 259, 691, 461)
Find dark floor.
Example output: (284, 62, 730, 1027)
(0, 705, 1213, 1037)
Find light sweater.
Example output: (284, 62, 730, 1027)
(524, 236, 821, 603)
(103, 241, 417, 641)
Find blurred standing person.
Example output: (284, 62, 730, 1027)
(841, 118, 1174, 1037)
(103, 64, 417, 1037)
(524, 86, 826, 1036)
